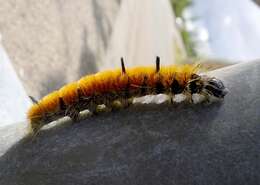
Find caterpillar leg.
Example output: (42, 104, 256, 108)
(188, 93, 194, 104)
(80, 97, 107, 115)
(121, 98, 133, 108)
(167, 93, 174, 104)
(88, 102, 99, 115)
(104, 100, 123, 111)
(78, 97, 99, 115)
(65, 105, 80, 122)
(29, 120, 45, 138)
(200, 91, 211, 103)
(99, 94, 120, 112)
(112, 100, 122, 109)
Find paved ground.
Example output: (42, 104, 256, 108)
(0, 0, 121, 99)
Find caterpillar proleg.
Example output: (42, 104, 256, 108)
(27, 57, 228, 134)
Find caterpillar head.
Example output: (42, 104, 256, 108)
(187, 74, 228, 99)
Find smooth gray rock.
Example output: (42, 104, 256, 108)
(0, 61, 259, 185)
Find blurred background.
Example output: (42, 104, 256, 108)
(1, 0, 260, 125)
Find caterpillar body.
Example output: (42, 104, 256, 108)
(27, 57, 228, 133)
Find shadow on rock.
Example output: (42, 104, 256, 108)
(1, 101, 258, 185)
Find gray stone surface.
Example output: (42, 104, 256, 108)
(0, 0, 121, 99)
(0, 61, 259, 185)
(0, 40, 31, 125)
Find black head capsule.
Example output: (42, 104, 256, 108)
(187, 74, 228, 99)
(204, 77, 228, 98)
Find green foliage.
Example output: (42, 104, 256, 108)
(171, 0, 192, 17)
(171, 0, 197, 57)
(181, 29, 197, 57)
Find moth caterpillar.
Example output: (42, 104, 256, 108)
(27, 57, 228, 134)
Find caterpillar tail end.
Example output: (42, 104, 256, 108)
(27, 120, 45, 137)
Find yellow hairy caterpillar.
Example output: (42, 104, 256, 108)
(27, 57, 228, 134)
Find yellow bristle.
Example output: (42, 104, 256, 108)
(59, 82, 78, 105)
(94, 70, 115, 93)
(78, 74, 96, 96)
(27, 104, 42, 121)
(40, 91, 60, 113)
